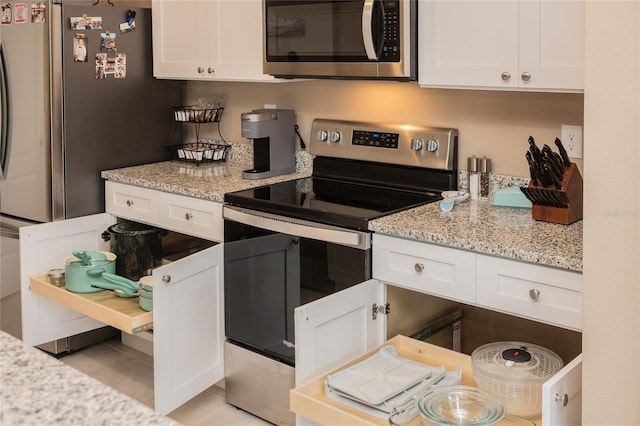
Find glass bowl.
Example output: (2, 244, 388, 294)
(418, 385, 505, 426)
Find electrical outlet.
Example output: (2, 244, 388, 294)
(561, 124, 583, 159)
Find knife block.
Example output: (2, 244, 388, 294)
(530, 163, 583, 225)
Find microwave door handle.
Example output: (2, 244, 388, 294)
(362, 0, 378, 60)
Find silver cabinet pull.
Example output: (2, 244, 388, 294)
(529, 288, 541, 301)
(414, 263, 424, 273)
(161, 275, 171, 284)
(555, 393, 569, 407)
(521, 72, 531, 82)
(126, 199, 134, 207)
(197, 66, 204, 74)
(185, 212, 193, 220)
(501, 72, 511, 81)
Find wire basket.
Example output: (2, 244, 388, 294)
(167, 142, 230, 165)
(172, 106, 224, 123)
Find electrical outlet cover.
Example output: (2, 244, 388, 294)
(561, 125, 583, 159)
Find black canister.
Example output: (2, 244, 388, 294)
(101, 221, 166, 281)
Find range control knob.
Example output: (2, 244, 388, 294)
(329, 131, 341, 143)
(410, 138, 423, 151)
(316, 130, 328, 141)
(426, 139, 439, 152)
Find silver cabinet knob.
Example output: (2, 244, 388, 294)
(329, 131, 341, 143)
(208, 67, 214, 74)
(521, 72, 531, 82)
(317, 130, 328, 141)
(197, 67, 205, 74)
(185, 212, 193, 220)
(555, 393, 569, 407)
(501, 72, 511, 81)
(414, 263, 424, 273)
(126, 199, 134, 207)
(529, 288, 541, 301)
(426, 139, 439, 152)
(161, 275, 171, 284)
(410, 138, 423, 151)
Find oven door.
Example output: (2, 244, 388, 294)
(264, 0, 415, 79)
(223, 206, 371, 365)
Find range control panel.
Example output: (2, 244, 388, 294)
(352, 130, 399, 148)
(310, 118, 458, 171)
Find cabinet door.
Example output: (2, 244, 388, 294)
(295, 279, 386, 387)
(19, 214, 115, 347)
(151, 0, 216, 79)
(210, 1, 278, 82)
(153, 244, 225, 415)
(519, 1, 584, 91)
(418, 0, 519, 89)
(152, 0, 277, 82)
(372, 234, 476, 304)
(542, 354, 582, 425)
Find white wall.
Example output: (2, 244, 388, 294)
(583, 2, 640, 424)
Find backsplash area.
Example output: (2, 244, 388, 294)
(213, 137, 527, 201)
(458, 171, 530, 200)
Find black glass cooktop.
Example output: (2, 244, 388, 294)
(224, 177, 441, 231)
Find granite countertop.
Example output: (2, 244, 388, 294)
(101, 160, 311, 203)
(369, 200, 583, 272)
(0, 331, 179, 426)
(102, 160, 582, 272)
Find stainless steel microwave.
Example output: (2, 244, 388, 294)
(263, 0, 417, 80)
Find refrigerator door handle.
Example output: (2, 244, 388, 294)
(0, 40, 11, 180)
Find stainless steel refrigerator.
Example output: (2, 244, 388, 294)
(0, 1, 183, 349)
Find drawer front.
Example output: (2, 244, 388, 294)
(105, 181, 160, 224)
(476, 255, 582, 331)
(159, 193, 223, 242)
(372, 234, 476, 303)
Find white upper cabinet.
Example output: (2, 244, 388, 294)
(418, 0, 584, 92)
(151, 0, 278, 82)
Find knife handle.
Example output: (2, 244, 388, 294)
(555, 137, 571, 167)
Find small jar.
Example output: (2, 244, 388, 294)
(479, 157, 492, 199)
(47, 268, 66, 287)
(467, 156, 480, 200)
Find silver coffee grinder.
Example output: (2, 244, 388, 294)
(241, 109, 296, 180)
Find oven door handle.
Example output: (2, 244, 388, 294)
(223, 206, 371, 250)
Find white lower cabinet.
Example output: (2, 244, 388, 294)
(292, 234, 583, 425)
(20, 212, 225, 415)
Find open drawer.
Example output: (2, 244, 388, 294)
(290, 335, 544, 426)
(29, 275, 153, 334)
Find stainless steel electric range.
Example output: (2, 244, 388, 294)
(222, 118, 458, 425)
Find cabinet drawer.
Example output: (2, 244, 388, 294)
(476, 255, 582, 331)
(105, 181, 160, 224)
(159, 193, 223, 242)
(372, 234, 476, 303)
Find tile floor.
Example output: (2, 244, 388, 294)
(59, 337, 271, 426)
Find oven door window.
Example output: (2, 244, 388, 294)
(265, 0, 382, 62)
(224, 221, 371, 365)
